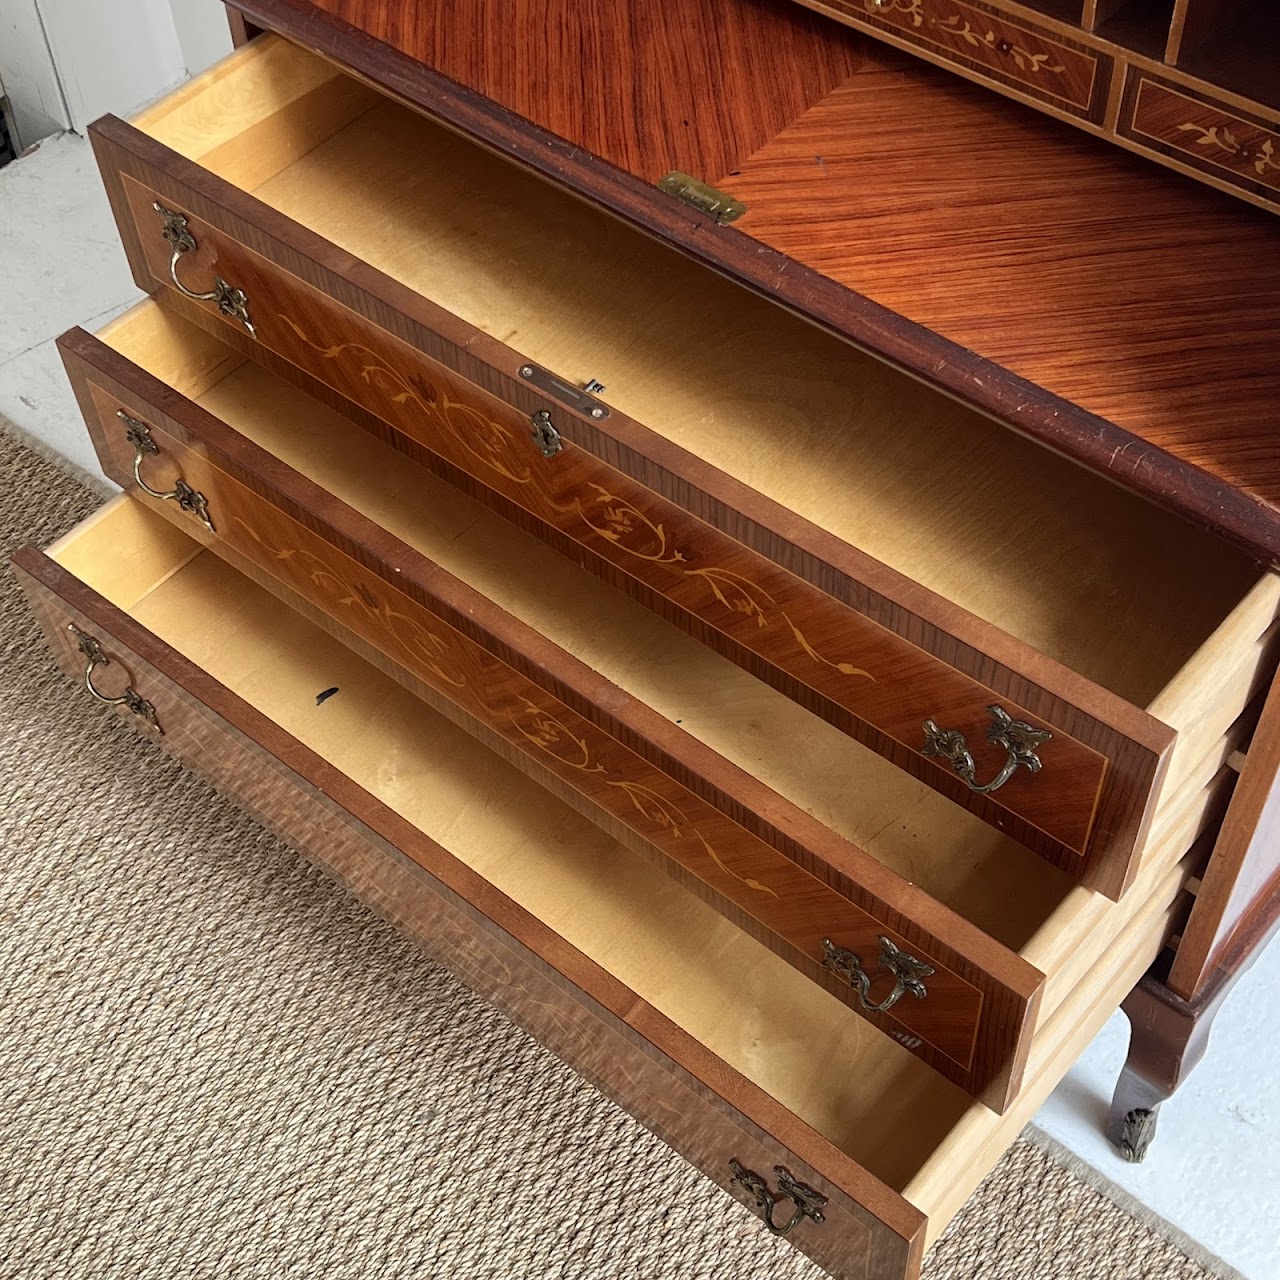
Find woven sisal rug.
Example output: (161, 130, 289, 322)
(0, 422, 1225, 1279)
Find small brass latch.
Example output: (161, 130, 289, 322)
(657, 172, 746, 224)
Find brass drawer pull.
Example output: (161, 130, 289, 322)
(118, 412, 215, 532)
(68, 624, 162, 733)
(729, 1161, 827, 1237)
(152, 202, 256, 338)
(821, 935, 934, 1013)
(530, 409, 562, 458)
(922, 704, 1051, 794)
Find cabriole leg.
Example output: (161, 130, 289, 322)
(1106, 970, 1221, 1162)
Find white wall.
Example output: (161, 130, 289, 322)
(169, 0, 237, 84)
(0, 0, 233, 148)
(0, 0, 71, 147)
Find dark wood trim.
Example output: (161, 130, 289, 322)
(225, 5, 263, 45)
(223, 0, 1280, 568)
(1109, 891, 1280, 1160)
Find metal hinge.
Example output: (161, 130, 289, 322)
(657, 172, 746, 224)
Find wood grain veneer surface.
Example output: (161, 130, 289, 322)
(130, 58, 1262, 708)
(226, 0, 1280, 564)
(717, 69, 1280, 492)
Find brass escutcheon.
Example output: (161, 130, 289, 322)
(530, 409, 563, 458)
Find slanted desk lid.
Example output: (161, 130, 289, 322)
(231, 0, 1280, 566)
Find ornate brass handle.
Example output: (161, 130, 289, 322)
(922, 704, 1052, 794)
(153, 202, 256, 338)
(68, 624, 161, 733)
(118, 411, 215, 532)
(821, 935, 934, 1014)
(729, 1161, 827, 1237)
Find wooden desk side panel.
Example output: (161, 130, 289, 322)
(1169, 649, 1280, 999)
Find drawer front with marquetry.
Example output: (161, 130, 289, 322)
(12, 520, 925, 1280)
(798, 0, 1109, 120)
(9, 496, 1204, 1280)
(89, 111, 1178, 897)
(1120, 71, 1280, 207)
(59, 318, 1051, 1105)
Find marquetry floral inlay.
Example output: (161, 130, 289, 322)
(232, 517, 469, 688)
(861, 0, 1067, 75)
(684, 565, 774, 626)
(274, 318, 871, 686)
(696, 831, 780, 900)
(1177, 122, 1280, 180)
(511, 704, 780, 899)
(607, 780, 688, 836)
(508, 696, 606, 773)
(863, 0, 925, 26)
(231, 513, 785, 904)
(278, 315, 534, 486)
(563, 485, 687, 565)
(934, 14, 1065, 74)
(555, 489, 874, 682)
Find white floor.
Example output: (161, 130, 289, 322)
(3, 131, 1278, 1280)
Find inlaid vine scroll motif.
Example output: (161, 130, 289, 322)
(504, 696, 779, 899)
(231, 512, 783, 903)
(549, 486, 875, 682)
(278, 317, 534, 486)
(278, 314, 875, 687)
(860, 0, 1067, 77)
(232, 519, 472, 689)
(934, 14, 1065, 74)
(1177, 123, 1280, 182)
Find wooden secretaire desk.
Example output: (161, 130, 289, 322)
(13, 3, 1280, 1276)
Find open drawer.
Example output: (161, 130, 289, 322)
(59, 299, 1240, 1109)
(14, 498, 1195, 1280)
(59, 306, 1050, 1108)
(88, 34, 1278, 895)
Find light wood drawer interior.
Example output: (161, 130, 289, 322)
(129, 35, 1277, 817)
(41, 495, 1191, 1259)
(89, 300, 1227, 1043)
